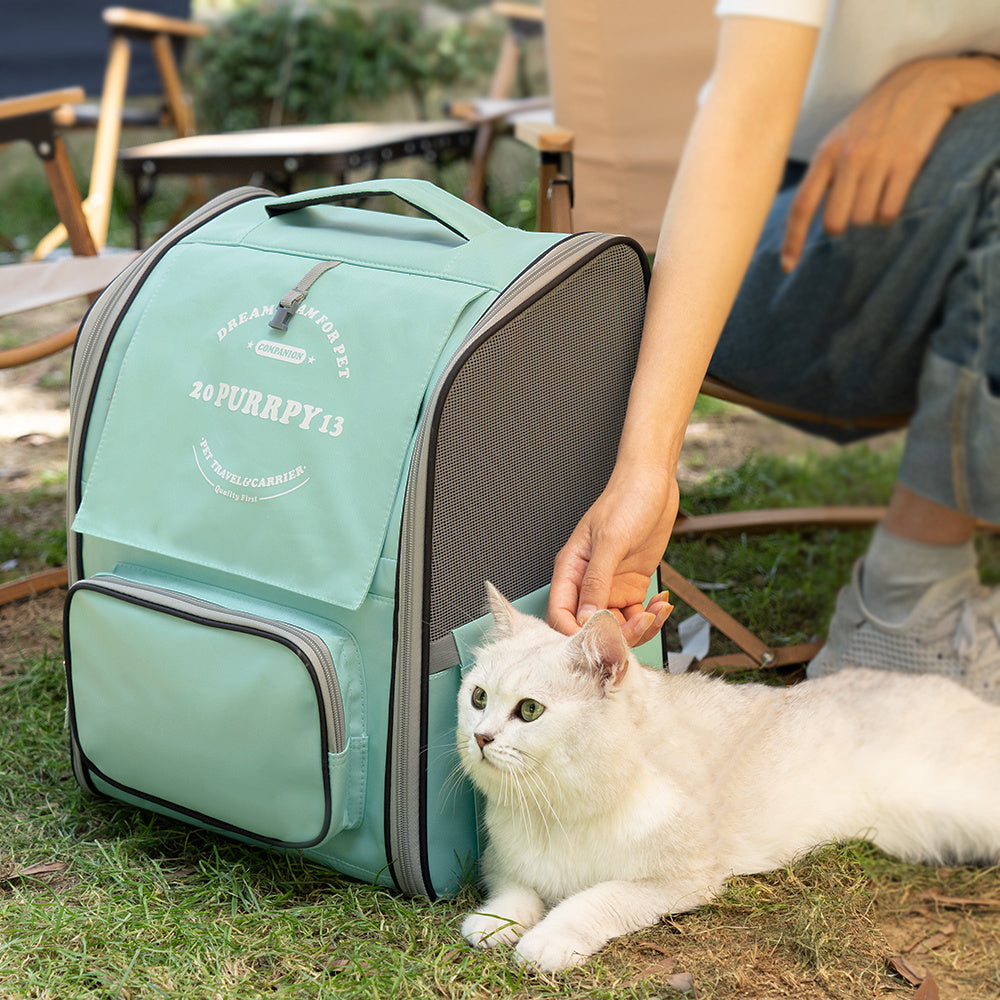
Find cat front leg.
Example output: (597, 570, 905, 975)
(461, 885, 546, 949)
(514, 878, 715, 972)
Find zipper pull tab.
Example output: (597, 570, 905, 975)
(269, 260, 341, 332)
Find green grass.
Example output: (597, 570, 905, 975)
(4, 447, 1000, 998)
(0, 654, 647, 1000)
(8, 648, 998, 999)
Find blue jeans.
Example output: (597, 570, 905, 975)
(709, 91, 1000, 524)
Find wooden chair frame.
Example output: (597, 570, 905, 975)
(34, 5, 206, 259)
(0, 88, 128, 605)
(447, 2, 550, 209)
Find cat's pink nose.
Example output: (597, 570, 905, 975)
(475, 732, 493, 751)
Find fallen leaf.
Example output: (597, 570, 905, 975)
(664, 971, 700, 997)
(906, 923, 956, 954)
(322, 957, 374, 975)
(1, 861, 67, 883)
(630, 956, 678, 984)
(14, 433, 54, 447)
(889, 955, 925, 987)
(637, 940, 674, 957)
(913, 971, 940, 1000)
(162, 866, 197, 881)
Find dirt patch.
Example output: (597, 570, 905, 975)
(0, 297, 77, 481)
(0, 588, 65, 677)
(1, 298, 78, 675)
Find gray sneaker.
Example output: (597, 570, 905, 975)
(807, 559, 1000, 703)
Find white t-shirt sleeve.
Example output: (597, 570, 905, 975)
(714, 0, 829, 28)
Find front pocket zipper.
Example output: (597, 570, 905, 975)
(65, 574, 361, 849)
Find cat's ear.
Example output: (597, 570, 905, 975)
(484, 581, 521, 639)
(570, 610, 630, 691)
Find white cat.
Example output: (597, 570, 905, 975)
(457, 583, 1000, 972)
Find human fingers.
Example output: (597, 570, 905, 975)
(546, 540, 588, 636)
(622, 593, 674, 647)
(781, 150, 834, 271)
(622, 611, 655, 648)
(574, 544, 622, 627)
(819, 141, 865, 238)
(877, 152, 926, 225)
(848, 153, 891, 228)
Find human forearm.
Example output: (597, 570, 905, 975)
(613, 17, 819, 479)
(546, 16, 819, 634)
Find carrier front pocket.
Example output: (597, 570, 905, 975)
(64, 574, 365, 848)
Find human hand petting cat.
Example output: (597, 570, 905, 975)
(547, 466, 676, 646)
(781, 55, 1000, 271)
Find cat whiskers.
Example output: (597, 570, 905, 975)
(500, 749, 570, 849)
(436, 739, 476, 810)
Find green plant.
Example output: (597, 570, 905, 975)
(189, 2, 502, 132)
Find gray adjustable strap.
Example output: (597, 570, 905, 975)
(269, 260, 341, 332)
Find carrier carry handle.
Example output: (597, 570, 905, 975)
(264, 178, 504, 242)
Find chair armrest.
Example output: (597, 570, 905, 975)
(0, 88, 85, 123)
(491, 2, 543, 28)
(449, 95, 552, 126)
(514, 120, 574, 232)
(103, 6, 209, 39)
(514, 118, 573, 153)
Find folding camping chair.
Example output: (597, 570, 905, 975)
(0, 87, 138, 605)
(517, 0, 916, 671)
(31, 5, 206, 259)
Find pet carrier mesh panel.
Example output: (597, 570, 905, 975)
(426, 244, 646, 641)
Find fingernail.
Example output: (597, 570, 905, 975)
(624, 612, 654, 646)
(576, 605, 597, 626)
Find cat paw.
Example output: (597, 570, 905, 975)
(514, 926, 592, 972)
(461, 888, 545, 950)
(462, 886, 545, 948)
(462, 911, 527, 948)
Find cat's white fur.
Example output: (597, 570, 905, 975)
(457, 583, 1000, 972)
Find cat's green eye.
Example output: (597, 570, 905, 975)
(471, 686, 488, 710)
(516, 699, 545, 722)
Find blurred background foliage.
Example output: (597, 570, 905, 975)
(189, 2, 506, 131)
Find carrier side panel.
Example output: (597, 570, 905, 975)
(390, 237, 650, 896)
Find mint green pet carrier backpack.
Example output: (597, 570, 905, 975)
(64, 178, 658, 898)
